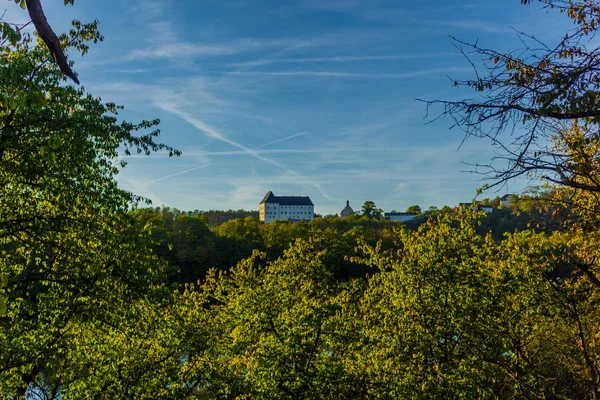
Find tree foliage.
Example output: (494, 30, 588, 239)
(3, 0, 600, 398)
(406, 204, 421, 214)
(422, 0, 600, 193)
(361, 200, 384, 219)
(0, 22, 178, 397)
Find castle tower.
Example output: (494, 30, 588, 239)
(340, 200, 354, 217)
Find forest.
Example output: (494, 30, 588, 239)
(2, 0, 600, 399)
(136, 196, 554, 284)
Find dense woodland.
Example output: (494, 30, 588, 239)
(138, 195, 556, 284)
(2, 0, 600, 399)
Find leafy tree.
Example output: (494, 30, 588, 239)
(0, 0, 81, 83)
(362, 200, 383, 219)
(350, 210, 600, 398)
(215, 216, 264, 269)
(134, 208, 218, 284)
(178, 239, 364, 399)
(0, 25, 179, 396)
(201, 209, 258, 227)
(0, 273, 6, 316)
(406, 205, 421, 214)
(419, 9, 600, 395)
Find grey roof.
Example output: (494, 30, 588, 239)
(260, 191, 314, 206)
(340, 200, 354, 214)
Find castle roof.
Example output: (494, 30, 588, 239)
(340, 200, 354, 215)
(260, 191, 314, 206)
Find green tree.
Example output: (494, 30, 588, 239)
(215, 216, 264, 269)
(350, 210, 599, 398)
(0, 25, 180, 396)
(406, 205, 421, 214)
(362, 200, 383, 219)
(177, 238, 364, 399)
(134, 208, 219, 284)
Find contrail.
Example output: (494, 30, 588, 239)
(149, 164, 212, 184)
(155, 103, 329, 198)
(254, 131, 307, 149)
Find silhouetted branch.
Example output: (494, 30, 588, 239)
(25, 0, 79, 84)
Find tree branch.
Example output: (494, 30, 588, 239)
(25, 0, 79, 84)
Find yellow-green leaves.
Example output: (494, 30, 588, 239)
(0, 273, 7, 315)
(0, 19, 178, 399)
(0, 22, 21, 45)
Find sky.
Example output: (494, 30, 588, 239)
(3, 0, 571, 215)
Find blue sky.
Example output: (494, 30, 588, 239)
(4, 0, 569, 214)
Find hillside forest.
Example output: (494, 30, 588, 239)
(2, 1, 600, 399)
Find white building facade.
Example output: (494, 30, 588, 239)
(479, 205, 493, 214)
(501, 194, 514, 207)
(385, 212, 418, 222)
(259, 191, 315, 223)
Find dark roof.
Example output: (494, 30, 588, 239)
(340, 200, 354, 214)
(260, 191, 276, 204)
(260, 191, 314, 206)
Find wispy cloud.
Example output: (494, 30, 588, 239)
(130, 0, 167, 19)
(446, 20, 513, 34)
(123, 147, 423, 158)
(104, 68, 154, 74)
(127, 37, 328, 60)
(154, 100, 329, 198)
(228, 183, 266, 209)
(230, 53, 456, 67)
(225, 67, 470, 79)
(122, 177, 167, 207)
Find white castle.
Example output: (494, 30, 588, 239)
(259, 191, 315, 224)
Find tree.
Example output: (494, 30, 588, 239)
(25, 0, 80, 83)
(420, 3, 600, 361)
(0, 25, 180, 396)
(134, 208, 219, 284)
(406, 205, 421, 214)
(215, 216, 264, 269)
(351, 210, 600, 398)
(362, 200, 383, 219)
(177, 238, 364, 399)
(422, 1, 600, 193)
(0, 0, 81, 84)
